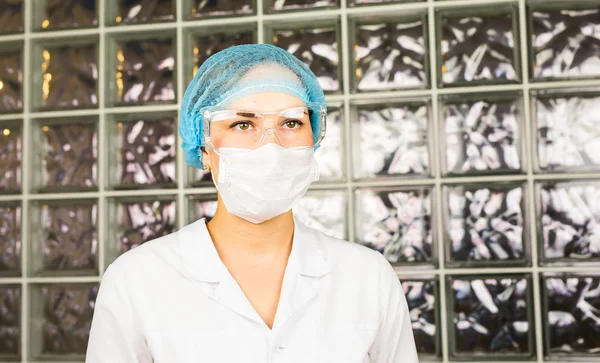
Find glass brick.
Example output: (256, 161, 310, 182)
(30, 284, 97, 359)
(269, 0, 337, 12)
(271, 23, 341, 93)
(0, 203, 21, 276)
(36, 42, 98, 110)
(293, 191, 347, 240)
(444, 183, 527, 266)
(190, 167, 213, 187)
(353, 102, 429, 179)
(107, 198, 176, 264)
(114, 0, 175, 24)
(448, 274, 534, 358)
(36, 0, 97, 31)
(189, 194, 218, 223)
(441, 94, 523, 175)
(542, 274, 600, 358)
(112, 35, 175, 105)
(355, 187, 433, 265)
(0, 0, 23, 34)
(530, 5, 600, 81)
(0, 122, 22, 193)
(30, 201, 97, 276)
(0, 48, 23, 112)
(109, 116, 176, 188)
(0, 285, 20, 360)
(33, 118, 98, 191)
(438, 6, 520, 86)
(401, 278, 439, 358)
(191, 0, 253, 18)
(352, 16, 427, 92)
(533, 92, 600, 173)
(316, 107, 343, 180)
(192, 29, 255, 78)
(538, 181, 600, 264)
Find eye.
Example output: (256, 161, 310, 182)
(284, 120, 303, 129)
(231, 121, 252, 131)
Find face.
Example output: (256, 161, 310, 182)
(202, 92, 312, 181)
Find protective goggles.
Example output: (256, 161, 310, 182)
(201, 103, 327, 153)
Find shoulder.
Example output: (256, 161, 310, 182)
(297, 221, 394, 279)
(101, 221, 200, 288)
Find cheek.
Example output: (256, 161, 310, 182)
(208, 152, 221, 180)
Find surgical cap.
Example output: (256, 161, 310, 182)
(179, 43, 327, 169)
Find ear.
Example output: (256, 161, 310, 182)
(201, 146, 211, 169)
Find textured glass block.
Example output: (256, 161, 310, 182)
(448, 275, 533, 358)
(191, 0, 253, 17)
(543, 274, 600, 357)
(441, 95, 522, 175)
(438, 8, 519, 86)
(190, 195, 218, 223)
(531, 6, 600, 81)
(353, 17, 427, 92)
(355, 187, 433, 265)
(445, 184, 526, 266)
(112, 118, 176, 188)
(354, 103, 429, 179)
(35, 284, 97, 357)
(0, 204, 21, 275)
(114, 37, 175, 105)
(0, 285, 20, 360)
(39, 121, 98, 190)
(38, 0, 97, 30)
(191, 167, 213, 186)
(293, 191, 347, 240)
(533, 93, 600, 172)
(192, 30, 255, 77)
(272, 24, 340, 92)
(0, 0, 23, 34)
(0, 49, 23, 112)
(316, 107, 343, 180)
(401, 279, 438, 357)
(538, 182, 600, 263)
(34, 202, 97, 274)
(38, 43, 98, 109)
(115, 0, 174, 24)
(270, 0, 336, 12)
(0, 123, 21, 193)
(116, 198, 176, 254)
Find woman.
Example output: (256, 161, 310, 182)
(86, 44, 418, 363)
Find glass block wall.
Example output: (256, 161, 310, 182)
(1, 0, 600, 362)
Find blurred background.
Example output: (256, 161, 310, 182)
(1, 0, 600, 362)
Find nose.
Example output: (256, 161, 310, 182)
(257, 128, 283, 147)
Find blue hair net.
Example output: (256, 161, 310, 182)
(179, 43, 327, 169)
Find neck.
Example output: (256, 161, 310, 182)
(206, 196, 295, 260)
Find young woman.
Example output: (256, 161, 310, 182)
(86, 44, 418, 363)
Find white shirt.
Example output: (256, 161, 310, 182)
(86, 218, 418, 363)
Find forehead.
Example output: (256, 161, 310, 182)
(226, 92, 305, 112)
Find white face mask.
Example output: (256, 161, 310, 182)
(213, 143, 320, 224)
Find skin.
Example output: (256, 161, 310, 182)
(202, 92, 313, 329)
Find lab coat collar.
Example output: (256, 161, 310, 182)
(177, 217, 332, 283)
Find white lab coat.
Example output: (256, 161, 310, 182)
(86, 218, 419, 363)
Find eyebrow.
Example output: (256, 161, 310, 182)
(237, 112, 258, 118)
(235, 109, 310, 117)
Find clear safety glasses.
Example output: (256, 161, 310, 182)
(201, 103, 327, 153)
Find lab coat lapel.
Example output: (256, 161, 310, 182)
(178, 219, 266, 325)
(213, 274, 266, 326)
(272, 219, 332, 330)
(178, 218, 332, 329)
